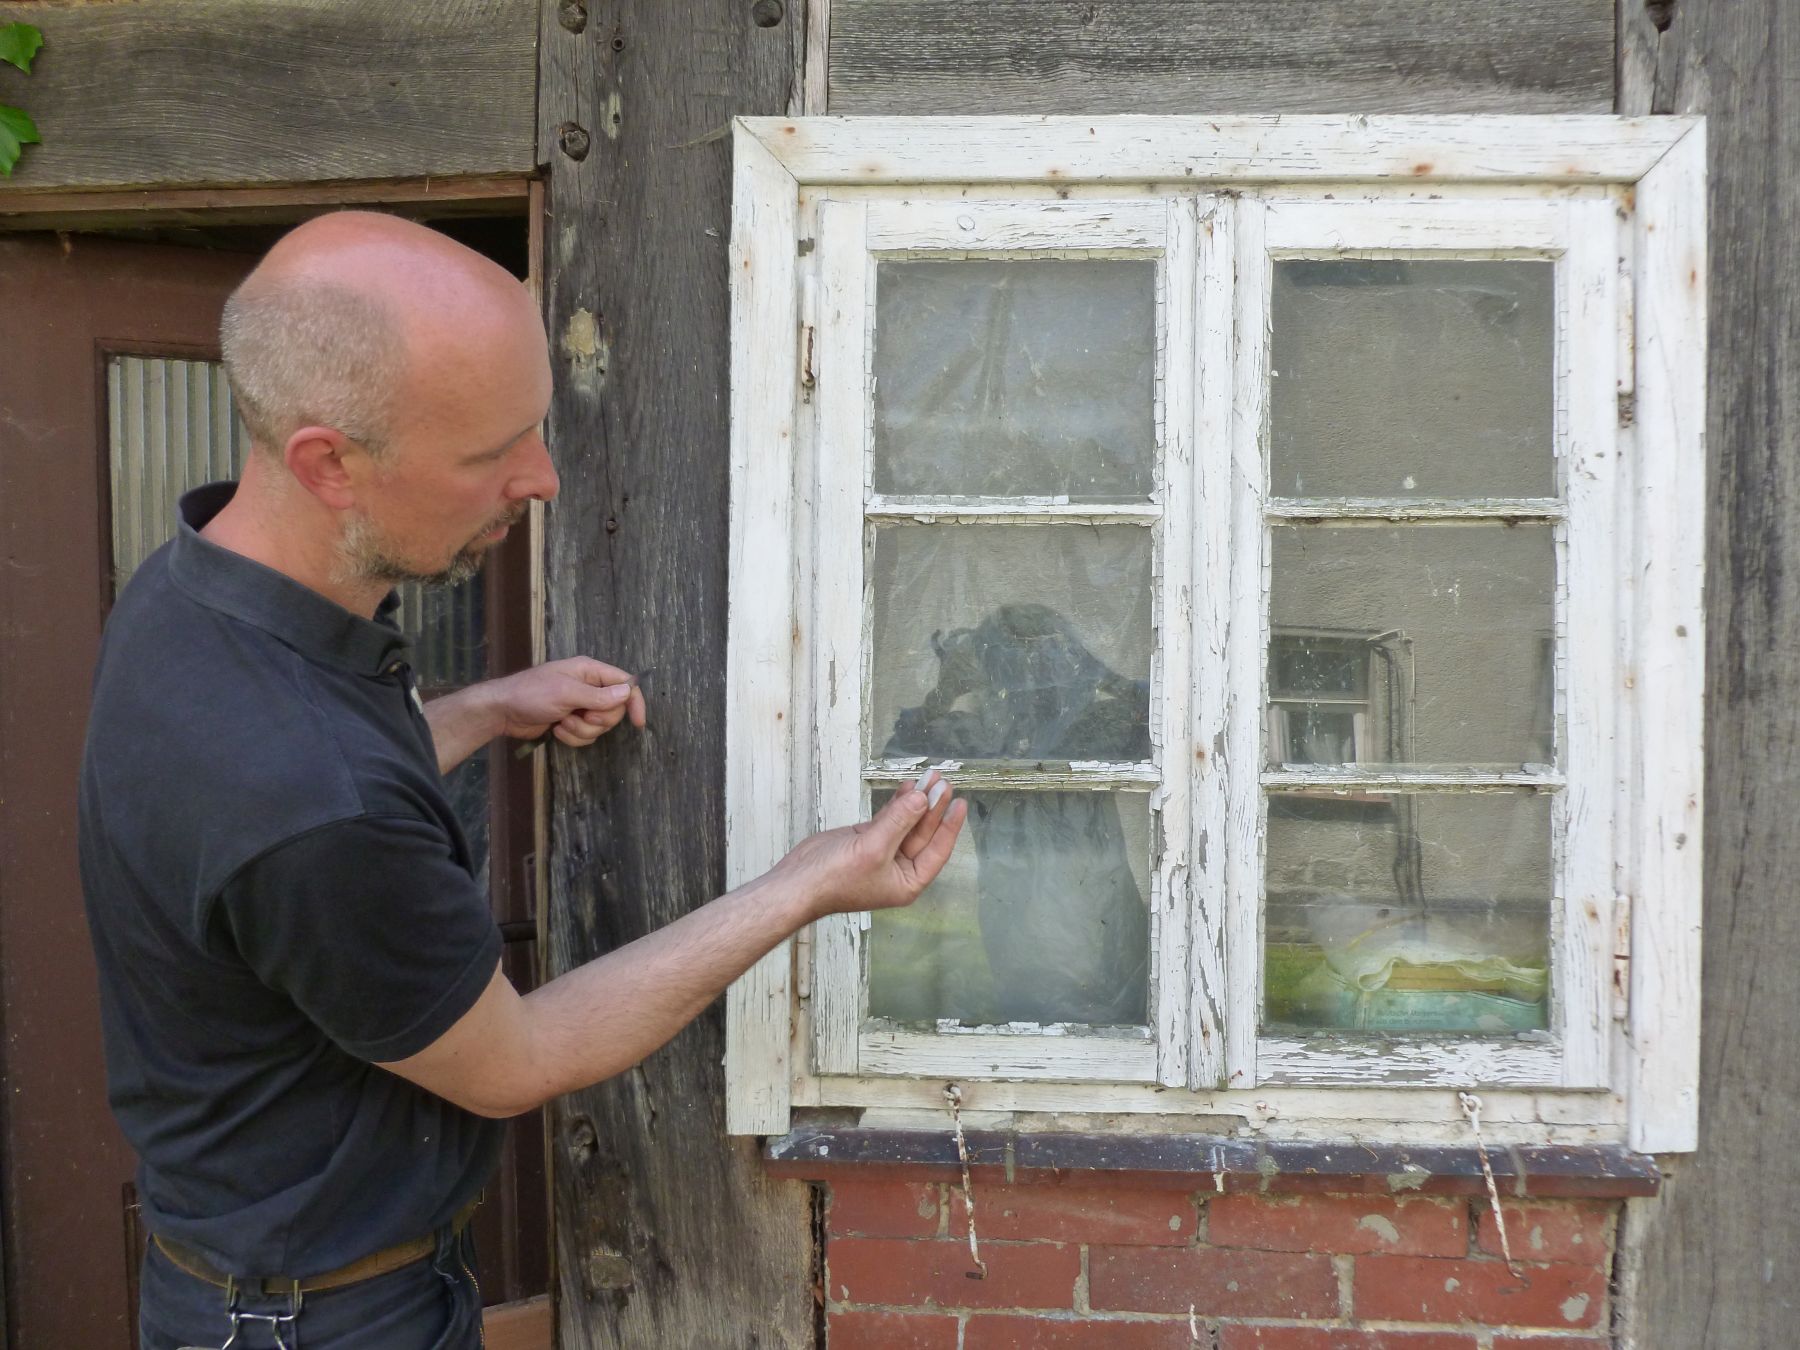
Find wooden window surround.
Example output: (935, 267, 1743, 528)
(725, 117, 1705, 1155)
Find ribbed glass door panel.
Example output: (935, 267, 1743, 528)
(107, 356, 249, 588)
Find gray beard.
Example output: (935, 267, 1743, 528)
(337, 513, 487, 590)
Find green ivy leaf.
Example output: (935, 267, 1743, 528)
(0, 22, 42, 74)
(0, 103, 40, 177)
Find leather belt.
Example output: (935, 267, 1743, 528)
(152, 1198, 480, 1297)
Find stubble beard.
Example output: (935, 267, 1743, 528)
(337, 506, 522, 590)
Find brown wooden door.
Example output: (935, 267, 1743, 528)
(0, 230, 548, 1348)
(0, 232, 255, 1349)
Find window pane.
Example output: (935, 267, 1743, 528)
(868, 789, 1151, 1026)
(107, 356, 252, 588)
(394, 581, 489, 690)
(870, 525, 1153, 762)
(1270, 260, 1554, 499)
(1263, 791, 1550, 1034)
(873, 259, 1156, 501)
(1268, 525, 1554, 767)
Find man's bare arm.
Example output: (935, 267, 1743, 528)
(378, 775, 964, 1116)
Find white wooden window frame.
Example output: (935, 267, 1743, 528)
(726, 117, 1705, 1154)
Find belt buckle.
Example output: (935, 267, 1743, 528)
(177, 1276, 303, 1350)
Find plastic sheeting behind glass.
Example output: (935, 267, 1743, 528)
(873, 259, 1157, 501)
(1268, 524, 1554, 767)
(1270, 260, 1554, 499)
(869, 788, 1151, 1026)
(869, 525, 1153, 763)
(1262, 791, 1551, 1034)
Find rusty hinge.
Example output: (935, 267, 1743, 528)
(1612, 892, 1632, 1021)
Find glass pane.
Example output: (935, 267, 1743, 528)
(870, 525, 1153, 762)
(395, 581, 489, 690)
(1262, 792, 1550, 1034)
(107, 356, 252, 587)
(1270, 260, 1554, 499)
(868, 789, 1151, 1026)
(442, 754, 492, 891)
(873, 259, 1156, 501)
(1268, 525, 1554, 767)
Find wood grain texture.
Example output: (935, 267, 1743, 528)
(0, 0, 537, 192)
(1617, 0, 1800, 1346)
(828, 0, 1614, 115)
(535, 1, 814, 1346)
(0, 177, 532, 230)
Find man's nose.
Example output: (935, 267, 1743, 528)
(511, 434, 560, 504)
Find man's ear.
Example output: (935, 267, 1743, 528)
(284, 425, 361, 510)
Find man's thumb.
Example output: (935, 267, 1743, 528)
(870, 786, 928, 851)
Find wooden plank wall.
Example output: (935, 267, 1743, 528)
(534, 1, 816, 1347)
(0, 0, 538, 193)
(827, 0, 1615, 114)
(1619, 1, 1800, 1345)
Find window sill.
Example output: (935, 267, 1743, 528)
(764, 1126, 1660, 1199)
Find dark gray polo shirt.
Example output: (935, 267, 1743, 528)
(79, 483, 503, 1278)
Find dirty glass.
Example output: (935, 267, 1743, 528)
(1262, 791, 1551, 1034)
(1268, 525, 1554, 767)
(868, 789, 1151, 1026)
(872, 259, 1156, 501)
(868, 525, 1154, 763)
(1269, 260, 1555, 500)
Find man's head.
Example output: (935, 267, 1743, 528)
(220, 211, 557, 590)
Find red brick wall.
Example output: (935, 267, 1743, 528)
(823, 1176, 1618, 1349)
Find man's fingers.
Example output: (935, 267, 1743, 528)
(565, 680, 633, 713)
(900, 777, 955, 860)
(908, 798, 968, 885)
(571, 656, 633, 687)
(864, 782, 931, 857)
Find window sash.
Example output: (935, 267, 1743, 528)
(1222, 194, 1623, 1090)
(808, 197, 1200, 1083)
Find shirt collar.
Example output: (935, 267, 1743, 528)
(167, 482, 412, 678)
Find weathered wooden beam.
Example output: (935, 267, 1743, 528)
(0, 0, 537, 193)
(0, 176, 530, 231)
(1615, 0, 1800, 1347)
(827, 0, 1614, 115)
(534, 0, 814, 1345)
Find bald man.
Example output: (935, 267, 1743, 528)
(79, 212, 965, 1350)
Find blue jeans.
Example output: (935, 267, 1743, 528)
(138, 1224, 484, 1350)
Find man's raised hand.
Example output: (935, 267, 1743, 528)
(769, 769, 968, 920)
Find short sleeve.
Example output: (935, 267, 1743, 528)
(217, 813, 503, 1062)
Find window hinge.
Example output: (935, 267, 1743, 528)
(800, 323, 817, 403)
(1611, 892, 1633, 1021)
